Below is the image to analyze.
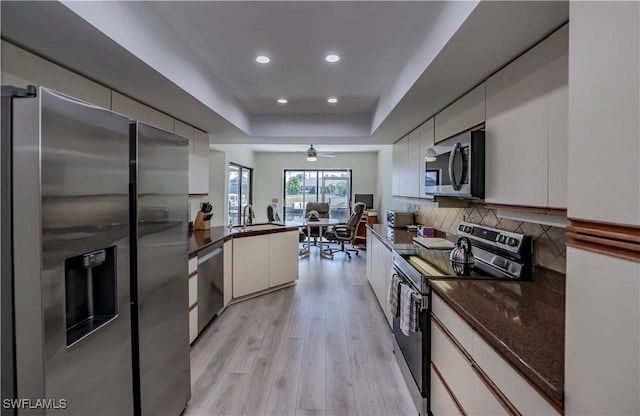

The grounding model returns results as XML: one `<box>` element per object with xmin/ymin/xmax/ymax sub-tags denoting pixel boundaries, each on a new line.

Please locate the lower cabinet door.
<box><xmin>268</xmin><ymin>231</ymin><xmax>299</xmax><ymax>287</ymax></box>
<box><xmin>431</xmin><ymin>321</ymin><xmax>507</xmax><ymax>415</ymax></box>
<box><xmin>233</xmin><ymin>235</ymin><xmax>270</xmax><ymax>298</ymax></box>
<box><xmin>431</xmin><ymin>363</ymin><xmax>464</xmax><ymax>416</ymax></box>
<box><xmin>189</xmin><ymin>305</ymin><xmax>198</xmax><ymax>344</ymax></box>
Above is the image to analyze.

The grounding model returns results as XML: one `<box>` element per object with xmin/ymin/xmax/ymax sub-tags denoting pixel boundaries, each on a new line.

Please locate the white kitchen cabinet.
<box><xmin>546</xmin><ymin>25</ymin><xmax>569</xmax><ymax>209</ymax></box>
<box><xmin>191</xmin><ymin>129</ymin><xmax>210</xmax><ymax>195</ymax></box>
<box><xmin>1</xmin><ymin>40</ymin><xmax>112</xmax><ymax>109</ymax></box>
<box><xmin>485</xmin><ymin>25</ymin><xmax>568</xmax><ymax>209</ymax></box>
<box><xmin>232</xmin><ymin>235</ymin><xmax>270</xmax><ymax>298</ymax></box>
<box><xmin>112</xmin><ymin>91</ymin><xmax>174</xmax><ymax>131</ymax></box>
<box><xmin>392</xmin><ymin>135</ymin><xmax>408</xmax><ymax>197</ymax></box>
<box><xmin>568</xmin><ymin>2</ymin><xmax>639</xmax><ymax>225</ymax></box>
<box><xmin>434</xmin><ymin>83</ymin><xmax>485</xmax><ymax>143</ymax></box>
<box><xmin>188</xmin><ymin>273</ymin><xmax>197</xmax><ymax>308</ymax></box>
<box><xmin>367</xmin><ymin>234</ymin><xmax>393</xmax><ymax>328</ymax></box>
<box><xmin>565</xmin><ymin>247</ymin><xmax>640</xmax><ymax>415</ymax></box>
<box><xmin>268</xmin><ymin>231</ymin><xmax>299</xmax><ymax>287</ymax></box>
<box><xmin>174</xmin><ymin>121</ymin><xmax>210</xmax><ymax>195</ymax></box>
<box><xmin>223</xmin><ymin>240</ymin><xmax>232</xmax><ymax>306</ymax></box>
<box><xmin>111</xmin><ymin>91</ymin><xmax>148</xmax><ymax>122</ymax></box>
<box><xmin>431</xmin><ymin>320</ymin><xmax>507</xmax><ymax>416</ymax></box>
<box><xmin>189</xmin><ymin>305</ymin><xmax>198</xmax><ymax>344</ymax></box>
<box><xmin>472</xmin><ymin>332</ymin><xmax>559</xmax><ymax>415</ymax></box>
<box><xmin>430</xmin><ymin>363</ymin><xmax>463</xmax><ymax>416</ymax></box>
<box><xmin>146</xmin><ymin>107</ymin><xmax>174</xmax><ymax>132</ymax></box>
<box><xmin>418</xmin><ymin>118</ymin><xmax>435</xmax><ymax>198</ymax></box>
<box><xmin>432</xmin><ymin>294</ymin><xmax>473</xmax><ymax>353</ymax></box>
<box><xmin>432</xmin><ymin>291</ymin><xmax>560</xmax><ymax>415</ymax></box>
<box><xmin>405</xmin><ymin>130</ymin><xmax>421</xmax><ymax>198</ymax></box>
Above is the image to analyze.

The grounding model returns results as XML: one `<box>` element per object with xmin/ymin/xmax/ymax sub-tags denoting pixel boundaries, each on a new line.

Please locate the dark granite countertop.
<box><xmin>366</xmin><ymin>223</ymin><xmax>418</xmax><ymax>250</ymax></box>
<box><xmin>188</xmin><ymin>222</ymin><xmax>302</xmax><ymax>257</ymax></box>
<box><xmin>430</xmin><ymin>279</ymin><xmax>564</xmax><ymax>409</ymax></box>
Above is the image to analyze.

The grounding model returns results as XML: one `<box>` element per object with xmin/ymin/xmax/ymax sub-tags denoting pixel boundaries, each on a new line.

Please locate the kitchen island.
<box><xmin>187</xmin><ymin>222</ymin><xmax>302</xmax><ymax>343</ymax></box>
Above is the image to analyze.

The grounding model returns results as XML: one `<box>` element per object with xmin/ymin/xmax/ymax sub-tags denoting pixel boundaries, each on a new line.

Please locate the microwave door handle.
<box><xmin>448</xmin><ymin>142</ymin><xmax>462</xmax><ymax>190</ymax></box>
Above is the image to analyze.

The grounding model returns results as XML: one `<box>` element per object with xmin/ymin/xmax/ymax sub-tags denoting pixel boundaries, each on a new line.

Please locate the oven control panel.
<box><xmin>457</xmin><ymin>221</ymin><xmax>524</xmax><ymax>254</ymax></box>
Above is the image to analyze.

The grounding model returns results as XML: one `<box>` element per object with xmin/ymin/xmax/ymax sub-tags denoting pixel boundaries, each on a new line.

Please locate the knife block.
<box><xmin>193</xmin><ymin>211</ymin><xmax>210</xmax><ymax>230</ymax></box>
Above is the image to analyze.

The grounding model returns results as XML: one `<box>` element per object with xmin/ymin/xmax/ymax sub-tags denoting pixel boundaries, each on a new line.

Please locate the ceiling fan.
<box><xmin>305</xmin><ymin>144</ymin><xmax>334</xmax><ymax>161</ymax></box>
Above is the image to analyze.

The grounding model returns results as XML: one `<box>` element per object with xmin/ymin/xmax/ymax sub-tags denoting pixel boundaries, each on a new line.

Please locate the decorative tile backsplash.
<box><xmin>409</xmin><ymin>204</ymin><xmax>568</xmax><ymax>275</ymax></box>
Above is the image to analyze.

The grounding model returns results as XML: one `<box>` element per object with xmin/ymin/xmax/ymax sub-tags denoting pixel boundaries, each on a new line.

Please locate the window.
<box><xmin>228</xmin><ymin>163</ymin><xmax>252</xmax><ymax>226</ymax></box>
<box><xmin>283</xmin><ymin>169</ymin><xmax>352</xmax><ymax>222</ymax></box>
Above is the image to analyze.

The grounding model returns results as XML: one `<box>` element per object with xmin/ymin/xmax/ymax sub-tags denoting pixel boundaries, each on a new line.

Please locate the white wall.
<box><xmin>252</xmin><ymin>152</ymin><xmax>378</xmax><ymax>223</ymax></box>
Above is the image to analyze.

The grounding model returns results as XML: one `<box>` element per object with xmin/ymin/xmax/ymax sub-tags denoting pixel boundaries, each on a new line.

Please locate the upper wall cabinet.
<box><xmin>111</xmin><ymin>91</ymin><xmax>173</xmax><ymax>131</ymax></box>
<box><xmin>418</xmin><ymin>118</ymin><xmax>435</xmax><ymax>197</ymax></box>
<box><xmin>568</xmin><ymin>2</ymin><xmax>639</xmax><ymax>225</ymax></box>
<box><xmin>434</xmin><ymin>83</ymin><xmax>486</xmax><ymax>143</ymax></box>
<box><xmin>392</xmin><ymin>118</ymin><xmax>436</xmax><ymax>199</ymax></box>
<box><xmin>392</xmin><ymin>135</ymin><xmax>408</xmax><ymax>197</ymax></box>
<box><xmin>485</xmin><ymin>24</ymin><xmax>568</xmax><ymax>209</ymax></box>
<box><xmin>175</xmin><ymin>120</ymin><xmax>209</xmax><ymax>195</ymax></box>
<box><xmin>192</xmin><ymin>129</ymin><xmax>210</xmax><ymax>195</ymax></box>
<box><xmin>2</xmin><ymin>40</ymin><xmax>111</xmax><ymax>109</ymax></box>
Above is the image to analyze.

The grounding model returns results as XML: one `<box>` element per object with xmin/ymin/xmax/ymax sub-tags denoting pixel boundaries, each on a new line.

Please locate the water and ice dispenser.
<box><xmin>64</xmin><ymin>246</ymin><xmax>118</xmax><ymax>346</ymax></box>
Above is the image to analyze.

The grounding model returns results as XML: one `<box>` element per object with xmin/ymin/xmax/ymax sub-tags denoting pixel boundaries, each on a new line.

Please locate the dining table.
<box><xmin>297</xmin><ymin>218</ymin><xmax>339</xmax><ymax>259</ymax></box>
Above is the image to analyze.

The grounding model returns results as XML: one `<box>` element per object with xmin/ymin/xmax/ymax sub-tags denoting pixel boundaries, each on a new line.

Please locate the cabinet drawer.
<box><xmin>431</xmin><ymin>363</ymin><xmax>464</xmax><ymax>416</ymax></box>
<box><xmin>432</xmin><ymin>293</ymin><xmax>474</xmax><ymax>353</ymax></box>
<box><xmin>188</xmin><ymin>256</ymin><xmax>197</xmax><ymax>275</ymax></box>
<box><xmin>189</xmin><ymin>305</ymin><xmax>198</xmax><ymax>344</ymax></box>
<box><xmin>431</xmin><ymin>320</ymin><xmax>507</xmax><ymax>416</ymax></box>
<box><xmin>472</xmin><ymin>332</ymin><xmax>560</xmax><ymax>415</ymax></box>
<box><xmin>188</xmin><ymin>273</ymin><xmax>197</xmax><ymax>307</ymax></box>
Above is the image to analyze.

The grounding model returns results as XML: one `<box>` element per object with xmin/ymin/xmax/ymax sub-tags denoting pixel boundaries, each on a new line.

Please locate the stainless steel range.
<box><xmin>391</xmin><ymin>222</ymin><xmax>532</xmax><ymax>416</ymax></box>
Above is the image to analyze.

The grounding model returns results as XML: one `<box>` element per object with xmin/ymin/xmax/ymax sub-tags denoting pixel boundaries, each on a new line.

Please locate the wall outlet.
<box><xmin>271</xmin><ymin>198</ymin><xmax>278</xmax><ymax>203</ymax></box>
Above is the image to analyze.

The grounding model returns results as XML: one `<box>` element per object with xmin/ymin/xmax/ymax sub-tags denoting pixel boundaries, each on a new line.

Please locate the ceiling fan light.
<box><xmin>306</xmin><ymin>144</ymin><xmax>317</xmax><ymax>162</ymax></box>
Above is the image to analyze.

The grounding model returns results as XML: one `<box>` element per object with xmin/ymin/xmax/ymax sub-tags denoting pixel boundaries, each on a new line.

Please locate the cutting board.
<box><xmin>413</xmin><ymin>237</ymin><xmax>455</xmax><ymax>249</ymax></box>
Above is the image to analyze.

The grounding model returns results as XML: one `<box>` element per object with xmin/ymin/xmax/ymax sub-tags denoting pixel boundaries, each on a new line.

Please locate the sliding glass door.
<box><xmin>283</xmin><ymin>169</ymin><xmax>352</xmax><ymax>222</ymax></box>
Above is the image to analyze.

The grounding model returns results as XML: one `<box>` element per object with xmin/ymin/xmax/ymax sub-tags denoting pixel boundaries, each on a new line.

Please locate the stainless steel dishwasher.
<box><xmin>197</xmin><ymin>241</ymin><xmax>224</xmax><ymax>332</ymax></box>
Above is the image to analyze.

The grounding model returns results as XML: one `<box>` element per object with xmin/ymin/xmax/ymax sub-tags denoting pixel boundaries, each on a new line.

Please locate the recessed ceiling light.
<box><xmin>327</xmin><ymin>97</ymin><xmax>338</xmax><ymax>104</ymax></box>
<box><xmin>256</xmin><ymin>55</ymin><xmax>270</xmax><ymax>64</ymax></box>
<box><xmin>277</xmin><ymin>98</ymin><xmax>288</xmax><ymax>104</ymax></box>
<box><xmin>325</xmin><ymin>54</ymin><xmax>340</xmax><ymax>63</ymax></box>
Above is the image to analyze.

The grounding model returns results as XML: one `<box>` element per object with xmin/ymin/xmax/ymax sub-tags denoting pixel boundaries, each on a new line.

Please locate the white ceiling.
<box><xmin>1</xmin><ymin>1</ymin><xmax>568</xmax><ymax>150</ymax></box>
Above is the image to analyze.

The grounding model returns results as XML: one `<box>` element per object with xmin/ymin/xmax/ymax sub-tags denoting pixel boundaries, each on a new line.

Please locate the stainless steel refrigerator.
<box><xmin>1</xmin><ymin>86</ymin><xmax>190</xmax><ymax>415</ymax></box>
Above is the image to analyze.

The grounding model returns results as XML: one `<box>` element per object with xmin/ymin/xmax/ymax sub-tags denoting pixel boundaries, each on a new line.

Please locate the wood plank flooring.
<box><xmin>186</xmin><ymin>250</ymin><xmax>417</xmax><ymax>416</ymax></box>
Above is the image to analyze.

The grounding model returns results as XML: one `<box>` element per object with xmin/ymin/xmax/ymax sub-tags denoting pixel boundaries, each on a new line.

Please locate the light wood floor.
<box><xmin>185</xmin><ymin>248</ymin><xmax>418</xmax><ymax>416</ymax></box>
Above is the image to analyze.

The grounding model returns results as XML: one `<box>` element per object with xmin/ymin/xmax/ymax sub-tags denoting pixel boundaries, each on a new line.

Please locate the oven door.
<box><xmin>392</xmin><ymin>268</ymin><xmax>431</xmax><ymax>415</ymax></box>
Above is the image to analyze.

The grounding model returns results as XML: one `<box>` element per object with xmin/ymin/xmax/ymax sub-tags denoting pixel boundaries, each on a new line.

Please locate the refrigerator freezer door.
<box><xmin>12</xmin><ymin>87</ymin><xmax>133</xmax><ymax>415</ymax></box>
<box><xmin>132</xmin><ymin>122</ymin><xmax>190</xmax><ymax>416</ymax></box>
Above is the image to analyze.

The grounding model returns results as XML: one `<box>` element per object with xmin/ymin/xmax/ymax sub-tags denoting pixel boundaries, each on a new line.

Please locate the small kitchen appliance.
<box><xmin>387</xmin><ymin>210</ymin><xmax>414</xmax><ymax>228</ymax></box>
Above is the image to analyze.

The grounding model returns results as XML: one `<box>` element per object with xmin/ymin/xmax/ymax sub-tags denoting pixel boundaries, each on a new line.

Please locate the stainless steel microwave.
<box><xmin>424</xmin><ymin>130</ymin><xmax>485</xmax><ymax>199</ymax></box>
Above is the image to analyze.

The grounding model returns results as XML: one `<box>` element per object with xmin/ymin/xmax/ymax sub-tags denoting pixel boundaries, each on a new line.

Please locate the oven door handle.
<box><xmin>411</xmin><ymin>292</ymin><xmax>428</xmax><ymax>311</ymax></box>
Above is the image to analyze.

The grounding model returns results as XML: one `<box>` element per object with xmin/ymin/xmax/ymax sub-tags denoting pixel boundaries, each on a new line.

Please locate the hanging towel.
<box><xmin>399</xmin><ymin>283</ymin><xmax>414</xmax><ymax>336</ymax></box>
<box><xmin>388</xmin><ymin>270</ymin><xmax>401</xmax><ymax>318</ymax></box>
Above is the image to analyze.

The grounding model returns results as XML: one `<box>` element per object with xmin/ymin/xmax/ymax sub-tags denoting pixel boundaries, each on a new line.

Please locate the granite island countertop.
<box><xmin>188</xmin><ymin>222</ymin><xmax>302</xmax><ymax>257</ymax></box>
<box><xmin>430</xmin><ymin>279</ymin><xmax>565</xmax><ymax>410</ymax></box>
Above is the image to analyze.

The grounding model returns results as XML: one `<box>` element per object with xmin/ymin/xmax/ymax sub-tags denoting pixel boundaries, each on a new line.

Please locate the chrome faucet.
<box><xmin>242</xmin><ymin>204</ymin><xmax>255</xmax><ymax>229</ymax></box>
